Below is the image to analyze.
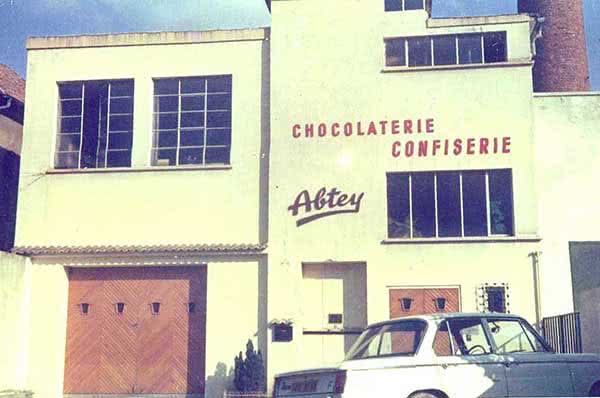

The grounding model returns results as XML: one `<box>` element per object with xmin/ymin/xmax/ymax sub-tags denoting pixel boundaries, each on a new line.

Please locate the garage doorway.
<box><xmin>63</xmin><ymin>266</ymin><xmax>206</xmax><ymax>395</ymax></box>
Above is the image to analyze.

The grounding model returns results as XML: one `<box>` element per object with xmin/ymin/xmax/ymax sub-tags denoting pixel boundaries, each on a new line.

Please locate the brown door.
<box><xmin>389</xmin><ymin>287</ymin><xmax>460</xmax><ymax>319</ymax></box>
<box><xmin>64</xmin><ymin>267</ymin><xmax>206</xmax><ymax>395</ymax></box>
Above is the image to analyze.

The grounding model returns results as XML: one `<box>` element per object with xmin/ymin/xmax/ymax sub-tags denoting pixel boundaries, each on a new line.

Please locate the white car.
<box><xmin>273</xmin><ymin>313</ymin><xmax>600</xmax><ymax>397</ymax></box>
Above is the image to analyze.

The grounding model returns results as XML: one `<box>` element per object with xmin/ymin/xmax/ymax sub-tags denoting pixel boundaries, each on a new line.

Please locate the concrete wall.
<box><xmin>0</xmin><ymin>252</ymin><xmax>30</xmax><ymax>391</ymax></box>
<box><xmin>533</xmin><ymin>93</ymin><xmax>600</xmax><ymax>344</ymax></box>
<box><xmin>268</xmin><ymin>0</ymin><xmax>540</xmax><ymax>381</ymax></box>
<box><xmin>16</xmin><ymin>30</ymin><xmax>268</xmax><ymax>248</ymax></box>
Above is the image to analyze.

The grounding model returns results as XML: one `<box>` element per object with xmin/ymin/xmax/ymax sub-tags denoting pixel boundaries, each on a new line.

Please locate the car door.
<box><xmin>434</xmin><ymin>319</ymin><xmax>508</xmax><ymax>398</ymax></box>
<box><xmin>485</xmin><ymin>317</ymin><xmax>575</xmax><ymax>397</ymax></box>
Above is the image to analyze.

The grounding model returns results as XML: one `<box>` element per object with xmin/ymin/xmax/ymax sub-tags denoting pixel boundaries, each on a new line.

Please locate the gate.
<box><xmin>542</xmin><ymin>312</ymin><xmax>582</xmax><ymax>353</ymax></box>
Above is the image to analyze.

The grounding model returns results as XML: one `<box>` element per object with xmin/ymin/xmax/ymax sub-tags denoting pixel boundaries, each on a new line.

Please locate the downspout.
<box><xmin>0</xmin><ymin>88</ymin><xmax>13</xmax><ymax>110</ymax></box>
<box><xmin>529</xmin><ymin>251</ymin><xmax>543</xmax><ymax>330</ymax></box>
<box><xmin>530</xmin><ymin>16</ymin><xmax>545</xmax><ymax>62</ymax></box>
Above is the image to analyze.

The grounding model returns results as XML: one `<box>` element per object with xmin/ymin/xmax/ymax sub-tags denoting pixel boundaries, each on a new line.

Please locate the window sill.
<box><xmin>303</xmin><ymin>328</ymin><xmax>364</xmax><ymax>335</ymax></box>
<box><xmin>381</xmin><ymin>235</ymin><xmax>541</xmax><ymax>244</ymax></box>
<box><xmin>381</xmin><ymin>60</ymin><xmax>533</xmax><ymax>73</ymax></box>
<box><xmin>46</xmin><ymin>164</ymin><xmax>232</xmax><ymax>174</ymax></box>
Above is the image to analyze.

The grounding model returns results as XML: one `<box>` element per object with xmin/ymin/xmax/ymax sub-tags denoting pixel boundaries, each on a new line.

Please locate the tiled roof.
<box><xmin>12</xmin><ymin>243</ymin><xmax>267</xmax><ymax>256</ymax></box>
<box><xmin>0</xmin><ymin>64</ymin><xmax>25</xmax><ymax>102</ymax></box>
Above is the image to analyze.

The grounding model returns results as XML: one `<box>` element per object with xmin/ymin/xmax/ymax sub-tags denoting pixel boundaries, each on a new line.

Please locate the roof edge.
<box><xmin>12</xmin><ymin>243</ymin><xmax>267</xmax><ymax>256</ymax></box>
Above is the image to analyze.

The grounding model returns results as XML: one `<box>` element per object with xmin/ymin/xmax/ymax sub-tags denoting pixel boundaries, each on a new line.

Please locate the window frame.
<box><xmin>384</xmin><ymin>32</ymin><xmax>507</xmax><ymax>69</ymax></box>
<box><xmin>386</xmin><ymin>169</ymin><xmax>515</xmax><ymax>240</ymax></box>
<box><xmin>151</xmin><ymin>75</ymin><xmax>232</xmax><ymax>167</ymax></box>
<box><xmin>384</xmin><ymin>0</ymin><xmax>424</xmax><ymax>12</ymax></box>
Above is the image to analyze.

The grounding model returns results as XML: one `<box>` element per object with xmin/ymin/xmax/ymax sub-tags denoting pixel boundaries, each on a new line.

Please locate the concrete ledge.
<box><xmin>382</xmin><ymin>235</ymin><xmax>541</xmax><ymax>244</ymax></box>
<box><xmin>27</xmin><ymin>28</ymin><xmax>269</xmax><ymax>50</ymax></box>
<box><xmin>428</xmin><ymin>13</ymin><xmax>531</xmax><ymax>28</ymax></box>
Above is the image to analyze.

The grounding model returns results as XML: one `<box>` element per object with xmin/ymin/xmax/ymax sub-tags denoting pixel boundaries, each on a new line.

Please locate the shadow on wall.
<box><xmin>205</xmin><ymin>362</ymin><xmax>234</xmax><ymax>398</ymax></box>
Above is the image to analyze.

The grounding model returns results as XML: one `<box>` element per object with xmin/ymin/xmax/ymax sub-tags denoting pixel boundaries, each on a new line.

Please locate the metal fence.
<box><xmin>542</xmin><ymin>312</ymin><xmax>583</xmax><ymax>353</ymax></box>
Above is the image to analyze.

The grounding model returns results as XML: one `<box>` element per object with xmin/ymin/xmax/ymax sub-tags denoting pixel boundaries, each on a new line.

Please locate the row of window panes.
<box><xmin>386</xmin><ymin>169</ymin><xmax>514</xmax><ymax>239</ymax></box>
<box><xmin>385</xmin><ymin>32</ymin><xmax>507</xmax><ymax>67</ymax></box>
<box><xmin>384</xmin><ymin>0</ymin><xmax>424</xmax><ymax>11</ymax></box>
<box><xmin>55</xmin><ymin>76</ymin><xmax>232</xmax><ymax>169</ymax></box>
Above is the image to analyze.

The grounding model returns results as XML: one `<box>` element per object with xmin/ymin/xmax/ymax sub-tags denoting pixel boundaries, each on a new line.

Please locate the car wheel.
<box><xmin>589</xmin><ymin>381</ymin><xmax>600</xmax><ymax>397</ymax></box>
<box><xmin>410</xmin><ymin>392</ymin><xmax>442</xmax><ymax>398</ymax></box>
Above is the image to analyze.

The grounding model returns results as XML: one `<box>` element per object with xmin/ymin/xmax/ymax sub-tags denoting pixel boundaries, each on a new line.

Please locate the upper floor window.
<box><xmin>385</xmin><ymin>0</ymin><xmax>424</xmax><ymax>12</ymax></box>
<box><xmin>56</xmin><ymin>80</ymin><xmax>134</xmax><ymax>169</ymax></box>
<box><xmin>385</xmin><ymin>32</ymin><xmax>507</xmax><ymax>67</ymax></box>
<box><xmin>152</xmin><ymin>75</ymin><xmax>232</xmax><ymax>166</ymax></box>
<box><xmin>386</xmin><ymin>169</ymin><xmax>514</xmax><ymax>239</ymax></box>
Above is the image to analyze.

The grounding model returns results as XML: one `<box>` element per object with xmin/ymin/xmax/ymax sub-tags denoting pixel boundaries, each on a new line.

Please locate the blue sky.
<box><xmin>0</xmin><ymin>0</ymin><xmax>598</xmax><ymax>89</ymax></box>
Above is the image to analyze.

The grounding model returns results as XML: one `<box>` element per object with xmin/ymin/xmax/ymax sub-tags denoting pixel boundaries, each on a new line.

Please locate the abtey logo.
<box><xmin>287</xmin><ymin>187</ymin><xmax>364</xmax><ymax>227</ymax></box>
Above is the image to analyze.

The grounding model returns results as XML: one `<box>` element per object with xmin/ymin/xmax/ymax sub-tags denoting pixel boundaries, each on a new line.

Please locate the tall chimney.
<box><xmin>518</xmin><ymin>0</ymin><xmax>590</xmax><ymax>92</ymax></box>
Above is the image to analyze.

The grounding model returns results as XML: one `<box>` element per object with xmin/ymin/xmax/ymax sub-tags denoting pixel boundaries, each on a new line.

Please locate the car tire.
<box><xmin>410</xmin><ymin>392</ymin><xmax>440</xmax><ymax>398</ymax></box>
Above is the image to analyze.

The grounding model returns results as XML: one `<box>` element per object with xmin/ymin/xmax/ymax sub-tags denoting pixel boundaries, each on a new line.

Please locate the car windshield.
<box><xmin>487</xmin><ymin>318</ymin><xmax>553</xmax><ymax>353</ymax></box>
<box><xmin>345</xmin><ymin>320</ymin><xmax>427</xmax><ymax>360</ymax></box>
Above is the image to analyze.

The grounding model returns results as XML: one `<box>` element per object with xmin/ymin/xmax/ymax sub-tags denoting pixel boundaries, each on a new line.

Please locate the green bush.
<box><xmin>233</xmin><ymin>339</ymin><xmax>266</xmax><ymax>393</ymax></box>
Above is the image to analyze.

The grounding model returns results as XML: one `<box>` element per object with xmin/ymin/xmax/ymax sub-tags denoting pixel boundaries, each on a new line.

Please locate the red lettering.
<box><xmin>318</xmin><ymin>123</ymin><xmax>327</xmax><ymax>137</ymax></box>
<box><xmin>417</xmin><ymin>119</ymin><xmax>422</xmax><ymax>133</ymax></box>
<box><xmin>426</xmin><ymin>118</ymin><xmax>434</xmax><ymax>133</ymax></box>
<box><xmin>357</xmin><ymin>122</ymin><xmax>365</xmax><ymax>136</ymax></box>
<box><xmin>432</xmin><ymin>139</ymin><xmax>441</xmax><ymax>155</ymax></box>
<box><xmin>418</xmin><ymin>140</ymin><xmax>428</xmax><ymax>156</ymax></box>
<box><xmin>367</xmin><ymin>121</ymin><xmax>377</xmax><ymax>135</ymax></box>
<box><xmin>444</xmin><ymin>139</ymin><xmax>449</xmax><ymax>155</ymax></box>
<box><xmin>331</xmin><ymin>123</ymin><xmax>340</xmax><ymax>137</ymax></box>
<box><xmin>404</xmin><ymin>120</ymin><xmax>412</xmax><ymax>134</ymax></box>
<box><xmin>493</xmin><ymin>137</ymin><xmax>499</xmax><ymax>153</ymax></box>
<box><xmin>392</xmin><ymin>141</ymin><xmax>402</xmax><ymax>157</ymax></box>
<box><xmin>391</xmin><ymin>120</ymin><xmax>400</xmax><ymax>134</ymax></box>
<box><xmin>502</xmin><ymin>136</ymin><xmax>511</xmax><ymax>153</ymax></box>
<box><xmin>379</xmin><ymin>120</ymin><xmax>388</xmax><ymax>135</ymax></box>
<box><xmin>344</xmin><ymin>122</ymin><xmax>353</xmax><ymax>136</ymax></box>
<box><xmin>305</xmin><ymin>124</ymin><xmax>314</xmax><ymax>138</ymax></box>
<box><xmin>405</xmin><ymin>141</ymin><xmax>414</xmax><ymax>157</ymax></box>
<box><xmin>467</xmin><ymin>138</ymin><xmax>475</xmax><ymax>155</ymax></box>
<box><xmin>479</xmin><ymin>138</ymin><xmax>489</xmax><ymax>154</ymax></box>
<box><xmin>453</xmin><ymin>139</ymin><xmax>463</xmax><ymax>155</ymax></box>
<box><xmin>292</xmin><ymin>124</ymin><xmax>301</xmax><ymax>138</ymax></box>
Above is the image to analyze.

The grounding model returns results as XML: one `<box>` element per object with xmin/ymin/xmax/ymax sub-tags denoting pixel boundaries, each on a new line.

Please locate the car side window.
<box><xmin>433</xmin><ymin>321</ymin><xmax>458</xmax><ymax>356</ymax></box>
<box><xmin>447</xmin><ymin>319</ymin><xmax>492</xmax><ymax>355</ymax></box>
<box><xmin>487</xmin><ymin>319</ymin><xmax>536</xmax><ymax>353</ymax></box>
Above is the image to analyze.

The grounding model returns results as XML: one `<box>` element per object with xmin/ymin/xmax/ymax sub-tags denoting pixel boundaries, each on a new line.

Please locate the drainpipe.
<box><xmin>530</xmin><ymin>16</ymin><xmax>545</xmax><ymax>62</ymax></box>
<box><xmin>0</xmin><ymin>88</ymin><xmax>13</xmax><ymax>110</ymax></box>
<box><xmin>529</xmin><ymin>251</ymin><xmax>543</xmax><ymax>330</ymax></box>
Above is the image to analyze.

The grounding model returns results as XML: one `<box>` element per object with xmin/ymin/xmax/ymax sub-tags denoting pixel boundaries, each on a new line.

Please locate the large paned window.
<box><xmin>152</xmin><ymin>75</ymin><xmax>232</xmax><ymax>166</ymax></box>
<box><xmin>385</xmin><ymin>32</ymin><xmax>507</xmax><ymax>67</ymax></box>
<box><xmin>385</xmin><ymin>0</ymin><xmax>424</xmax><ymax>11</ymax></box>
<box><xmin>387</xmin><ymin>169</ymin><xmax>514</xmax><ymax>239</ymax></box>
<box><xmin>56</xmin><ymin>80</ymin><xmax>134</xmax><ymax>169</ymax></box>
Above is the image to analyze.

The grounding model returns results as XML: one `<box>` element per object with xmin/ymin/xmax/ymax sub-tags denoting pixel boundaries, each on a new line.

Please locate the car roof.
<box><xmin>368</xmin><ymin>312</ymin><xmax>524</xmax><ymax>328</ymax></box>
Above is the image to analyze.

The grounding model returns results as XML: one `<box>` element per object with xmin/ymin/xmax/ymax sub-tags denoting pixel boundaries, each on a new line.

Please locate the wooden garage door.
<box><xmin>64</xmin><ymin>266</ymin><xmax>206</xmax><ymax>395</ymax></box>
<box><xmin>389</xmin><ymin>287</ymin><xmax>460</xmax><ymax>318</ymax></box>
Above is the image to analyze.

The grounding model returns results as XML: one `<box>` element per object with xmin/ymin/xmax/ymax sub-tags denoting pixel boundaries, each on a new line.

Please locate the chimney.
<box><xmin>518</xmin><ymin>0</ymin><xmax>590</xmax><ymax>92</ymax></box>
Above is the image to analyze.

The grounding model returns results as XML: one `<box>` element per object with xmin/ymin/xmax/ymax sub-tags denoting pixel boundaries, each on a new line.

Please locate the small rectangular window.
<box><xmin>411</xmin><ymin>172</ymin><xmax>435</xmax><ymax>238</ymax></box>
<box><xmin>486</xmin><ymin>287</ymin><xmax>507</xmax><ymax>313</ymax></box>
<box><xmin>387</xmin><ymin>173</ymin><xmax>410</xmax><ymax>238</ymax></box>
<box><xmin>458</xmin><ymin>34</ymin><xmax>483</xmax><ymax>64</ymax></box>
<box><xmin>385</xmin><ymin>39</ymin><xmax>406</xmax><ymax>67</ymax></box>
<box><xmin>433</xmin><ymin>36</ymin><xmax>457</xmax><ymax>66</ymax></box>
<box><xmin>404</xmin><ymin>0</ymin><xmax>424</xmax><ymax>10</ymax></box>
<box><xmin>408</xmin><ymin>37</ymin><xmax>432</xmax><ymax>67</ymax></box>
<box><xmin>384</xmin><ymin>0</ymin><xmax>402</xmax><ymax>11</ymax></box>
<box><xmin>484</xmin><ymin>32</ymin><xmax>507</xmax><ymax>63</ymax></box>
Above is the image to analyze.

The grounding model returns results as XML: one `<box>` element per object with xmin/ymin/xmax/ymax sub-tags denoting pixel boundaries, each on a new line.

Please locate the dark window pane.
<box><xmin>207</xmin><ymin>94</ymin><xmax>231</xmax><ymax>110</ymax></box>
<box><xmin>458</xmin><ymin>34</ymin><xmax>482</xmax><ymax>64</ymax></box>
<box><xmin>206</xmin><ymin>129</ymin><xmax>231</xmax><ymax>146</ymax></box>
<box><xmin>181</xmin><ymin>95</ymin><xmax>204</xmax><ymax>111</ymax></box>
<box><xmin>156</xmin><ymin>130</ymin><xmax>178</xmax><ymax>148</ymax></box>
<box><xmin>181</xmin><ymin>112</ymin><xmax>204</xmax><ymax>128</ymax></box>
<box><xmin>109</xmin><ymin>114</ymin><xmax>133</xmax><ymax>131</ymax></box>
<box><xmin>179</xmin><ymin>148</ymin><xmax>203</xmax><ymax>165</ymax></box>
<box><xmin>55</xmin><ymin>152</ymin><xmax>79</xmax><ymax>169</ymax></box>
<box><xmin>206</xmin><ymin>111</ymin><xmax>231</xmax><ymax>128</ymax></box>
<box><xmin>486</xmin><ymin>287</ymin><xmax>506</xmax><ymax>312</ymax></box>
<box><xmin>59</xmin><ymin>83</ymin><xmax>83</xmax><ymax>99</ymax></box>
<box><xmin>181</xmin><ymin>77</ymin><xmax>205</xmax><ymax>94</ymax></box>
<box><xmin>154</xmin><ymin>95</ymin><xmax>179</xmax><ymax>113</ymax></box>
<box><xmin>387</xmin><ymin>173</ymin><xmax>410</xmax><ymax>238</ymax></box>
<box><xmin>205</xmin><ymin>147</ymin><xmax>230</xmax><ymax>164</ymax></box>
<box><xmin>157</xmin><ymin>113</ymin><xmax>178</xmax><ymax>129</ymax></box>
<box><xmin>110</xmin><ymin>80</ymin><xmax>134</xmax><ymax>97</ymax></box>
<box><xmin>405</xmin><ymin>0</ymin><xmax>423</xmax><ymax>10</ymax></box>
<box><xmin>154</xmin><ymin>79</ymin><xmax>179</xmax><ymax>95</ymax></box>
<box><xmin>385</xmin><ymin>0</ymin><xmax>402</xmax><ymax>11</ymax></box>
<box><xmin>484</xmin><ymin>32</ymin><xmax>506</xmax><ymax>63</ymax></box>
<box><xmin>106</xmin><ymin>150</ymin><xmax>131</xmax><ymax>167</ymax></box>
<box><xmin>408</xmin><ymin>37</ymin><xmax>432</xmax><ymax>67</ymax></box>
<box><xmin>57</xmin><ymin>134</ymin><xmax>81</xmax><ymax>152</ymax></box>
<box><xmin>386</xmin><ymin>39</ymin><xmax>406</xmax><ymax>67</ymax></box>
<box><xmin>463</xmin><ymin>171</ymin><xmax>488</xmax><ymax>236</ymax></box>
<box><xmin>108</xmin><ymin>132</ymin><xmax>132</xmax><ymax>150</ymax></box>
<box><xmin>489</xmin><ymin>169</ymin><xmax>513</xmax><ymax>235</ymax></box>
<box><xmin>437</xmin><ymin>171</ymin><xmax>462</xmax><ymax>237</ymax></box>
<box><xmin>110</xmin><ymin>97</ymin><xmax>133</xmax><ymax>114</ymax></box>
<box><xmin>412</xmin><ymin>172</ymin><xmax>435</xmax><ymax>237</ymax></box>
<box><xmin>207</xmin><ymin>76</ymin><xmax>231</xmax><ymax>93</ymax></box>
<box><xmin>60</xmin><ymin>117</ymin><xmax>82</xmax><ymax>133</ymax></box>
<box><xmin>181</xmin><ymin>129</ymin><xmax>205</xmax><ymax>147</ymax></box>
<box><xmin>61</xmin><ymin>100</ymin><xmax>82</xmax><ymax>116</ymax></box>
<box><xmin>153</xmin><ymin>149</ymin><xmax>176</xmax><ymax>166</ymax></box>
<box><xmin>433</xmin><ymin>36</ymin><xmax>457</xmax><ymax>65</ymax></box>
